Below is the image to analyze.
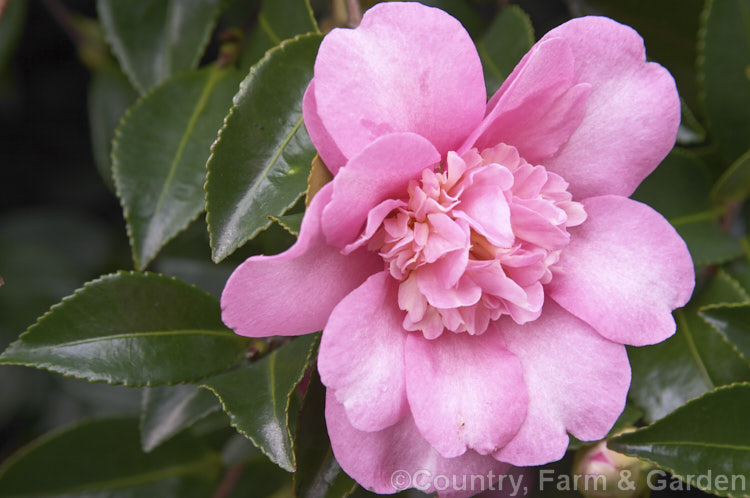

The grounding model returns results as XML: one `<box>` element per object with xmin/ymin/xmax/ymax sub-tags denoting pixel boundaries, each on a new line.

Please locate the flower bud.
<box><xmin>573</xmin><ymin>436</ymin><xmax>650</xmax><ymax>498</ymax></box>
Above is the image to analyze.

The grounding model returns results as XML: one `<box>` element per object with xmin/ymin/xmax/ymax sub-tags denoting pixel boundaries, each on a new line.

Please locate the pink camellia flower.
<box><xmin>222</xmin><ymin>2</ymin><xmax>695</xmax><ymax>495</ymax></box>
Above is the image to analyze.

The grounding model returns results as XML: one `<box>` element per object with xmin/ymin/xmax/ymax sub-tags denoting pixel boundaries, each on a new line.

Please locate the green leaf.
<box><xmin>700</xmin><ymin>304</ymin><xmax>750</xmax><ymax>365</ymax></box>
<box><xmin>113</xmin><ymin>64</ymin><xmax>242</xmax><ymax>269</ymax></box>
<box><xmin>477</xmin><ymin>5</ymin><xmax>534</xmax><ymax>96</ymax></box>
<box><xmin>628</xmin><ymin>271</ymin><xmax>750</xmax><ymax>422</ymax></box>
<box><xmin>269</xmin><ymin>212</ymin><xmax>303</xmax><ymax>237</ymax></box>
<box><xmin>609</xmin><ymin>383</ymin><xmax>750</xmax><ymax>497</ymax></box>
<box><xmin>0</xmin><ymin>272</ymin><xmax>249</xmax><ymax>386</ymax></box>
<box><xmin>0</xmin><ymin>417</ymin><xmax>220</xmax><ymax>498</ymax></box>
<box><xmin>89</xmin><ymin>64</ymin><xmax>138</xmax><ymax>191</ymax></box>
<box><xmin>201</xmin><ymin>334</ymin><xmax>319</xmax><ymax>472</ymax></box>
<box><xmin>677</xmin><ymin>98</ymin><xmax>707</xmax><ymax>146</ymax></box>
<box><xmin>699</xmin><ymin>0</ymin><xmax>750</xmax><ymax>164</ymax></box>
<box><xmin>97</xmin><ymin>0</ymin><xmax>226</xmax><ymax>93</ymax></box>
<box><xmin>206</xmin><ymin>34</ymin><xmax>322</xmax><ymax>262</ymax></box>
<box><xmin>633</xmin><ymin>149</ymin><xmax>742</xmax><ymax>265</ymax></box>
<box><xmin>0</xmin><ymin>0</ymin><xmax>26</xmax><ymax>73</ymax></box>
<box><xmin>294</xmin><ymin>371</ymin><xmax>358</xmax><ymax>498</ymax></box>
<box><xmin>711</xmin><ymin>146</ymin><xmax>750</xmax><ymax>202</ymax></box>
<box><xmin>239</xmin><ymin>0</ymin><xmax>318</xmax><ymax>70</ymax></box>
<box><xmin>140</xmin><ymin>384</ymin><xmax>221</xmax><ymax>452</ymax></box>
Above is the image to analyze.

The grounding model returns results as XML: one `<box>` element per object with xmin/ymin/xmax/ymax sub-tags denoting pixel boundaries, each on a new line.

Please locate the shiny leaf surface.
<box><xmin>113</xmin><ymin>65</ymin><xmax>241</xmax><ymax>269</ymax></box>
<box><xmin>609</xmin><ymin>383</ymin><xmax>750</xmax><ymax>497</ymax></box>
<box><xmin>700</xmin><ymin>304</ymin><xmax>750</xmax><ymax>364</ymax></box>
<box><xmin>0</xmin><ymin>272</ymin><xmax>249</xmax><ymax>386</ymax></box>
<box><xmin>201</xmin><ymin>334</ymin><xmax>319</xmax><ymax>472</ymax></box>
<box><xmin>140</xmin><ymin>384</ymin><xmax>221</xmax><ymax>452</ymax></box>
<box><xmin>206</xmin><ymin>34</ymin><xmax>322</xmax><ymax>262</ymax></box>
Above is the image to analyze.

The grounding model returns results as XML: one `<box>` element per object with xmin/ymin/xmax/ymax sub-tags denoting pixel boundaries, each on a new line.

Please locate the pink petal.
<box><xmin>319</xmin><ymin>272</ymin><xmax>408</xmax><ymax>432</ymax></box>
<box><xmin>466</xmin><ymin>37</ymin><xmax>591</xmax><ymax>164</ymax></box>
<box><xmin>313</xmin><ymin>2</ymin><xmax>485</xmax><ymax>160</ymax></box>
<box><xmin>322</xmin><ymin>132</ymin><xmax>440</xmax><ymax>248</ymax></box>
<box><xmin>547</xmin><ymin>195</ymin><xmax>694</xmax><ymax>346</ymax></box>
<box><xmin>404</xmin><ymin>330</ymin><xmax>528</xmax><ymax>458</ymax></box>
<box><xmin>302</xmin><ymin>81</ymin><xmax>348</xmax><ymax>174</ymax></box>
<box><xmin>326</xmin><ymin>392</ymin><xmax>510</xmax><ymax>496</ymax></box>
<box><xmin>493</xmin><ymin>302</ymin><xmax>630</xmax><ymax>466</ymax></box>
<box><xmin>221</xmin><ymin>183</ymin><xmax>381</xmax><ymax>337</ymax></box>
<box><xmin>539</xmin><ymin>16</ymin><xmax>680</xmax><ymax>198</ymax></box>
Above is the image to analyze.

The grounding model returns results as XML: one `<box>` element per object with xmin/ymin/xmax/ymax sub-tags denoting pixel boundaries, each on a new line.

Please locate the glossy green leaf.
<box><xmin>699</xmin><ymin>0</ymin><xmax>750</xmax><ymax>164</ymax></box>
<box><xmin>270</xmin><ymin>212</ymin><xmax>303</xmax><ymax>237</ymax></box>
<box><xmin>0</xmin><ymin>417</ymin><xmax>220</xmax><ymax>498</ymax></box>
<box><xmin>477</xmin><ymin>5</ymin><xmax>534</xmax><ymax>96</ymax></box>
<box><xmin>0</xmin><ymin>272</ymin><xmax>249</xmax><ymax>386</ymax></box>
<box><xmin>97</xmin><ymin>0</ymin><xmax>226</xmax><ymax>93</ymax></box>
<box><xmin>140</xmin><ymin>384</ymin><xmax>221</xmax><ymax>452</ymax></box>
<box><xmin>633</xmin><ymin>149</ymin><xmax>742</xmax><ymax>265</ymax></box>
<box><xmin>609</xmin><ymin>383</ymin><xmax>750</xmax><ymax>497</ymax></box>
<box><xmin>89</xmin><ymin>64</ymin><xmax>138</xmax><ymax>191</ymax></box>
<box><xmin>201</xmin><ymin>334</ymin><xmax>319</xmax><ymax>472</ymax></box>
<box><xmin>628</xmin><ymin>271</ymin><xmax>750</xmax><ymax>422</ymax></box>
<box><xmin>239</xmin><ymin>0</ymin><xmax>318</xmax><ymax>70</ymax></box>
<box><xmin>0</xmin><ymin>0</ymin><xmax>26</xmax><ymax>72</ymax></box>
<box><xmin>206</xmin><ymin>34</ymin><xmax>322</xmax><ymax>262</ymax></box>
<box><xmin>700</xmin><ymin>304</ymin><xmax>750</xmax><ymax>365</ymax></box>
<box><xmin>113</xmin><ymin>64</ymin><xmax>242</xmax><ymax>269</ymax></box>
<box><xmin>570</xmin><ymin>0</ymin><xmax>704</xmax><ymax>112</ymax></box>
<box><xmin>294</xmin><ymin>371</ymin><xmax>358</xmax><ymax>498</ymax></box>
<box><xmin>711</xmin><ymin>147</ymin><xmax>750</xmax><ymax>202</ymax></box>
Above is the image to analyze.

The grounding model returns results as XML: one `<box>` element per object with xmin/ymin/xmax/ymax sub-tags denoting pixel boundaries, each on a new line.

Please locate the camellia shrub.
<box><xmin>1</xmin><ymin>0</ymin><xmax>749</xmax><ymax>497</ymax></box>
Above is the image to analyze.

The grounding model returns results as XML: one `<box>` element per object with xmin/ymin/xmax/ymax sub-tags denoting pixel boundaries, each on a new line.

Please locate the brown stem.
<box><xmin>0</xmin><ymin>0</ymin><xmax>10</xmax><ymax>20</ymax></box>
<box><xmin>345</xmin><ymin>0</ymin><xmax>362</xmax><ymax>27</ymax></box>
<box><xmin>211</xmin><ymin>463</ymin><xmax>246</xmax><ymax>498</ymax></box>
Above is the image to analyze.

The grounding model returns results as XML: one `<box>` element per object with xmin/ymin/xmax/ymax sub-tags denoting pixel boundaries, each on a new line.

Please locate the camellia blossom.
<box><xmin>222</xmin><ymin>3</ymin><xmax>695</xmax><ymax>496</ymax></box>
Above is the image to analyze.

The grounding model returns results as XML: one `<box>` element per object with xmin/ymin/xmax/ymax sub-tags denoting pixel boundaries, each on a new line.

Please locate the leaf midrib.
<box><xmin>6</xmin><ymin>329</ymin><xmax>238</xmax><ymax>352</ymax></box>
<box><xmin>144</xmin><ymin>67</ymin><xmax>224</xmax><ymax>264</ymax></box>
<box><xmin>221</xmin><ymin>116</ymin><xmax>305</xmax><ymax>244</ymax></box>
<box><xmin>623</xmin><ymin>440</ymin><xmax>750</xmax><ymax>451</ymax></box>
<box><xmin>677</xmin><ymin>309</ymin><xmax>715</xmax><ymax>388</ymax></box>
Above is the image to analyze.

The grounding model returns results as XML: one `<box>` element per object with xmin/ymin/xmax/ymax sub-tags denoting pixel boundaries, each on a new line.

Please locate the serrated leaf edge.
<box><xmin>204</xmin><ymin>32</ymin><xmax>322</xmax><ymax>263</ymax></box>
<box><xmin>199</xmin><ymin>333</ymin><xmax>320</xmax><ymax>472</ymax></box>
<box><xmin>609</xmin><ymin>382</ymin><xmax>750</xmax><ymax>498</ymax></box>
<box><xmin>0</xmin><ymin>270</ymin><xmax>247</xmax><ymax>387</ymax></box>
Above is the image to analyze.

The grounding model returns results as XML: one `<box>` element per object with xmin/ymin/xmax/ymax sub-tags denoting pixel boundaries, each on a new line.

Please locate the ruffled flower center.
<box><xmin>349</xmin><ymin>143</ymin><xmax>586</xmax><ymax>339</ymax></box>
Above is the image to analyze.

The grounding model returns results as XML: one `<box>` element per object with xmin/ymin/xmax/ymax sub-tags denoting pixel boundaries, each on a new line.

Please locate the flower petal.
<box><xmin>221</xmin><ymin>183</ymin><xmax>381</xmax><ymax>337</ymax></box>
<box><xmin>466</xmin><ymin>37</ymin><xmax>591</xmax><ymax>164</ymax></box>
<box><xmin>404</xmin><ymin>330</ymin><xmax>528</xmax><ymax>458</ymax></box>
<box><xmin>319</xmin><ymin>271</ymin><xmax>408</xmax><ymax>432</ymax></box>
<box><xmin>539</xmin><ymin>16</ymin><xmax>680</xmax><ymax>198</ymax></box>
<box><xmin>493</xmin><ymin>301</ymin><xmax>630</xmax><ymax>466</ymax></box>
<box><xmin>326</xmin><ymin>392</ymin><xmax>510</xmax><ymax>496</ymax></box>
<box><xmin>313</xmin><ymin>2</ymin><xmax>485</xmax><ymax>160</ymax></box>
<box><xmin>302</xmin><ymin>80</ymin><xmax>348</xmax><ymax>174</ymax></box>
<box><xmin>547</xmin><ymin>195</ymin><xmax>695</xmax><ymax>346</ymax></box>
<box><xmin>322</xmin><ymin>132</ymin><xmax>440</xmax><ymax>248</ymax></box>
